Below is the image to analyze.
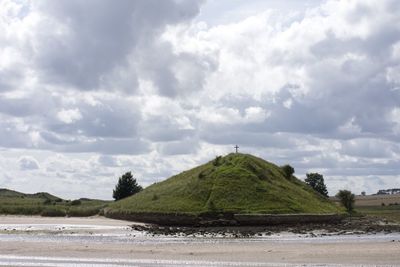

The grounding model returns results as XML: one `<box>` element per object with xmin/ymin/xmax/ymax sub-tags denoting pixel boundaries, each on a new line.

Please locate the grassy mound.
<box><xmin>108</xmin><ymin>153</ymin><xmax>339</xmax><ymax>216</ymax></box>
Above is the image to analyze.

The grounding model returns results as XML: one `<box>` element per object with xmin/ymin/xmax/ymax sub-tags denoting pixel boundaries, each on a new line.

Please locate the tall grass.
<box><xmin>0</xmin><ymin>196</ymin><xmax>109</xmax><ymax>217</ymax></box>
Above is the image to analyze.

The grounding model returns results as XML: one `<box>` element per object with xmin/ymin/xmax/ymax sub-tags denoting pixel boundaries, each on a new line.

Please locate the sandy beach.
<box><xmin>0</xmin><ymin>215</ymin><xmax>399</xmax><ymax>266</ymax></box>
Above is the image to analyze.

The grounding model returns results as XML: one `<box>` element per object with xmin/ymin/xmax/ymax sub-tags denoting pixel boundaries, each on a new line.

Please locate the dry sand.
<box><xmin>0</xmin><ymin>215</ymin><xmax>133</xmax><ymax>226</ymax></box>
<box><xmin>0</xmin><ymin>215</ymin><xmax>399</xmax><ymax>266</ymax></box>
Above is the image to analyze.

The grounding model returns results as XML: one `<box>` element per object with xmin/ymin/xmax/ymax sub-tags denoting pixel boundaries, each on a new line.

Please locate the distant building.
<box><xmin>376</xmin><ymin>188</ymin><xmax>400</xmax><ymax>195</ymax></box>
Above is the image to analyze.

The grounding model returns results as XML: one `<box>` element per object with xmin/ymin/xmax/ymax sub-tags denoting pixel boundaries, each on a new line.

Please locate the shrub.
<box><xmin>0</xmin><ymin>206</ymin><xmax>43</xmax><ymax>215</ymax></box>
<box><xmin>67</xmin><ymin>207</ymin><xmax>100</xmax><ymax>217</ymax></box>
<box><xmin>281</xmin><ymin>165</ymin><xmax>295</xmax><ymax>179</ymax></box>
<box><xmin>213</xmin><ymin>156</ymin><xmax>222</xmax><ymax>166</ymax></box>
<box><xmin>336</xmin><ymin>190</ymin><xmax>355</xmax><ymax>213</ymax></box>
<box><xmin>198</xmin><ymin>171</ymin><xmax>206</xmax><ymax>179</ymax></box>
<box><xmin>41</xmin><ymin>207</ymin><xmax>66</xmax><ymax>217</ymax></box>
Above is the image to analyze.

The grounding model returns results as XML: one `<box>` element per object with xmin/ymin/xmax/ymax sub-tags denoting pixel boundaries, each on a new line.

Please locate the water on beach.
<box><xmin>0</xmin><ymin>220</ymin><xmax>400</xmax><ymax>267</ymax></box>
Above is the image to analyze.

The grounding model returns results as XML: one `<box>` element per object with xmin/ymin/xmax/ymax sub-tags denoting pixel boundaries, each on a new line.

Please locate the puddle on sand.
<box><xmin>0</xmin><ymin>255</ymin><xmax>398</xmax><ymax>267</ymax></box>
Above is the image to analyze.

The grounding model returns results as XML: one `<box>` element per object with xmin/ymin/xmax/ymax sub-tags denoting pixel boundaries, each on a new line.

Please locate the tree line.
<box><xmin>281</xmin><ymin>165</ymin><xmax>355</xmax><ymax>213</ymax></box>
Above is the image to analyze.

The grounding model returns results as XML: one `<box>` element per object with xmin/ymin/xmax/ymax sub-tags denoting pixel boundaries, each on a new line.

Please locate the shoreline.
<box><xmin>0</xmin><ymin>215</ymin><xmax>400</xmax><ymax>266</ymax></box>
<box><xmin>104</xmin><ymin>210</ymin><xmax>344</xmax><ymax>226</ymax></box>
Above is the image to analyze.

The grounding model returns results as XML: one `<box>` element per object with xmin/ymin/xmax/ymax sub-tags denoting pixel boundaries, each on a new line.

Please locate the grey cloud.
<box><xmin>0</xmin><ymin>91</ymin><xmax>146</xmax><ymax>155</ymax></box>
<box><xmin>30</xmin><ymin>0</ymin><xmax>203</xmax><ymax>91</ymax></box>
<box><xmin>60</xmin><ymin>137</ymin><xmax>150</xmax><ymax>155</ymax></box>
<box><xmin>200</xmin><ymin>128</ymin><xmax>296</xmax><ymax>149</ymax></box>
<box><xmin>49</xmin><ymin>101</ymin><xmax>141</xmax><ymax>138</ymax></box>
<box><xmin>0</xmin><ymin>93</ymin><xmax>54</xmax><ymax>117</ymax></box>
<box><xmin>0</xmin><ymin>68</ymin><xmax>23</xmax><ymax>92</ymax></box>
<box><xmin>248</xmin><ymin>1</ymin><xmax>400</xmax><ymax>140</ymax></box>
<box><xmin>140</xmin><ymin>116</ymin><xmax>196</xmax><ymax>142</ymax></box>
<box><xmin>97</xmin><ymin>155</ymin><xmax>120</xmax><ymax>167</ymax></box>
<box><xmin>40</xmin><ymin>131</ymin><xmax>77</xmax><ymax>146</ymax></box>
<box><xmin>18</xmin><ymin>156</ymin><xmax>40</xmax><ymax>170</ymax></box>
<box><xmin>159</xmin><ymin>138</ymin><xmax>199</xmax><ymax>155</ymax></box>
<box><xmin>0</xmin><ymin>119</ymin><xmax>36</xmax><ymax>149</ymax></box>
<box><xmin>340</xmin><ymin>138</ymin><xmax>399</xmax><ymax>158</ymax></box>
<box><xmin>138</xmin><ymin>42</ymin><xmax>217</xmax><ymax>97</ymax></box>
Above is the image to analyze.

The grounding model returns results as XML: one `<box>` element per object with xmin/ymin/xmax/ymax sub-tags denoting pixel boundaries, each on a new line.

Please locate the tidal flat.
<box><xmin>0</xmin><ymin>216</ymin><xmax>399</xmax><ymax>267</ymax></box>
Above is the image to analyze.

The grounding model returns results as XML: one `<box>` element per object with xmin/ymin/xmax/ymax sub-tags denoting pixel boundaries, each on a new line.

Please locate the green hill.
<box><xmin>107</xmin><ymin>153</ymin><xmax>339</xmax><ymax>216</ymax></box>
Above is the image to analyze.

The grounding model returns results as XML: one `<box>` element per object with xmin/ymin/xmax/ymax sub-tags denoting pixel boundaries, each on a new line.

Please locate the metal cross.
<box><xmin>234</xmin><ymin>145</ymin><xmax>239</xmax><ymax>153</ymax></box>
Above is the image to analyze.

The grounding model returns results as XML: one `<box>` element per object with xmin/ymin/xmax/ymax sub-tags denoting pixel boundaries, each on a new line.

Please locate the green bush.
<box><xmin>213</xmin><ymin>156</ymin><xmax>223</xmax><ymax>166</ymax></box>
<box><xmin>41</xmin><ymin>207</ymin><xmax>66</xmax><ymax>217</ymax></box>
<box><xmin>0</xmin><ymin>206</ymin><xmax>43</xmax><ymax>215</ymax></box>
<box><xmin>67</xmin><ymin>207</ymin><xmax>100</xmax><ymax>217</ymax></box>
<box><xmin>281</xmin><ymin>165</ymin><xmax>295</xmax><ymax>179</ymax></box>
<box><xmin>336</xmin><ymin>190</ymin><xmax>355</xmax><ymax>213</ymax></box>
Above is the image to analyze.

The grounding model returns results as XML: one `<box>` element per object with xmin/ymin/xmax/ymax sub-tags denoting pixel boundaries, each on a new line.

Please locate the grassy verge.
<box><xmin>356</xmin><ymin>205</ymin><xmax>400</xmax><ymax>223</ymax></box>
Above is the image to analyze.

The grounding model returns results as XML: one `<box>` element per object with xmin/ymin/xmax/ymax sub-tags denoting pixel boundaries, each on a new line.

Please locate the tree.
<box><xmin>113</xmin><ymin>172</ymin><xmax>142</xmax><ymax>201</ymax></box>
<box><xmin>336</xmin><ymin>190</ymin><xmax>355</xmax><ymax>213</ymax></box>
<box><xmin>305</xmin><ymin>172</ymin><xmax>328</xmax><ymax>197</ymax></box>
<box><xmin>281</xmin><ymin>164</ymin><xmax>295</xmax><ymax>179</ymax></box>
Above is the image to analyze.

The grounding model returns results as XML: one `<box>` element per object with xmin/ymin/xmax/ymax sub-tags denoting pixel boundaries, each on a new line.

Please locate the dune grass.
<box><xmin>108</xmin><ymin>153</ymin><xmax>340</xmax><ymax>216</ymax></box>
<box><xmin>0</xmin><ymin>189</ymin><xmax>109</xmax><ymax>217</ymax></box>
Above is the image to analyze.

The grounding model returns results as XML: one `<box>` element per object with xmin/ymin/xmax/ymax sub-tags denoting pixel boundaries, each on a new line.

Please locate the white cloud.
<box><xmin>244</xmin><ymin>107</ymin><xmax>270</xmax><ymax>123</ymax></box>
<box><xmin>57</xmin><ymin>108</ymin><xmax>82</xmax><ymax>124</ymax></box>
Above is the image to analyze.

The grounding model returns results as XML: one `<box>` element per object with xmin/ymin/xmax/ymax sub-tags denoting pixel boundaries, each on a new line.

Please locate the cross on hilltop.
<box><xmin>234</xmin><ymin>145</ymin><xmax>239</xmax><ymax>153</ymax></box>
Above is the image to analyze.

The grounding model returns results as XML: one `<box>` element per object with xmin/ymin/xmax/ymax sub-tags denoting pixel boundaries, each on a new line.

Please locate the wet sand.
<box><xmin>0</xmin><ymin>216</ymin><xmax>399</xmax><ymax>266</ymax></box>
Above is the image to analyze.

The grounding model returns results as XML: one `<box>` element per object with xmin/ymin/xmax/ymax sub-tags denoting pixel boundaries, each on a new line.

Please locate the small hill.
<box><xmin>30</xmin><ymin>192</ymin><xmax>62</xmax><ymax>201</ymax></box>
<box><xmin>107</xmin><ymin>154</ymin><xmax>339</xmax><ymax>218</ymax></box>
<box><xmin>0</xmin><ymin>188</ymin><xmax>62</xmax><ymax>201</ymax></box>
<box><xmin>0</xmin><ymin>188</ymin><xmax>109</xmax><ymax>217</ymax></box>
<box><xmin>0</xmin><ymin>188</ymin><xmax>26</xmax><ymax>198</ymax></box>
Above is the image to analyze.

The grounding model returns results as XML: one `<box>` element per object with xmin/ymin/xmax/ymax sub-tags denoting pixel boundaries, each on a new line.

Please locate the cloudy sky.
<box><xmin>1</xmin><ymin>0</ymin><xmax>399</xmax><ymax>199</ymax></box>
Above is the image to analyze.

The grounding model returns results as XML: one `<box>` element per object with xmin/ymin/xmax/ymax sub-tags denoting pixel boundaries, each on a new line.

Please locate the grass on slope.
<box><xmin>0</xmin><ymin>189</ymin><xmax>109</xmax><ymax>217</ymax></box>
<box><xmin>109</xmin><ymin>153</ymin><xmax>339</xmax><ymax>215</ymax></box>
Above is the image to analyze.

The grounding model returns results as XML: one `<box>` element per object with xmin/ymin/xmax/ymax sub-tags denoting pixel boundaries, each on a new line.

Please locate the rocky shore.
<box><xmin>130</xmin><ymin>215</ymin><xmax>400</xmax><ymax>238</ymax></box>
